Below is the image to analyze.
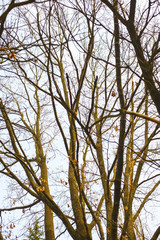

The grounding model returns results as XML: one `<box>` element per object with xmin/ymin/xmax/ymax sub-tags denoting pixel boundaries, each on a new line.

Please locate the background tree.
<box><xmin>25</xmin><ymin>219</ymin><xmax>44</xmax><ymax>240</ymax></box>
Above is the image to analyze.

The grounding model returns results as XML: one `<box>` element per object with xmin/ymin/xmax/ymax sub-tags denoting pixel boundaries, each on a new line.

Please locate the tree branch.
<box><xmin>150</xmin><ymin>226</ymin><xmax>160</xmax><ymax>240</ymax></box>
<box><xmin>122</xmin><ymin>109</ymin><xmax>160</xmax><ymax>125</ymax></box>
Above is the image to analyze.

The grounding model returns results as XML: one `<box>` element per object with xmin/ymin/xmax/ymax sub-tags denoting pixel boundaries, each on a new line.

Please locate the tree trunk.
<box><xmin>45</xmin><ymin>204</ymin><xmax>55</xmax><ymax>240</ymax></box>
<box><xmin>41</xmin><ymin>159</ymin><xmax>55</xmax><ymax>240</ymax></box>
<box><xmin>0</xmin><ymin>232</ymin><xmax>4</xmax><ymax>240</ymax></box>
<box><xmin>111</xmin><ymin>0</ymin><xmax>126</xmax><ymax>239</ymax></box>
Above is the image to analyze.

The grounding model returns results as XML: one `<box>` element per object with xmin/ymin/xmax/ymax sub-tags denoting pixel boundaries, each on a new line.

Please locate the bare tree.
<box><xmin>0</xmin><ymin>0</ymin><xmax>160</xmax><ymax>239</ymax></box>
<box><xmin>0</xmin><ymin>0</ymin><xmax>36</xmax><ymax>37</ymax></box>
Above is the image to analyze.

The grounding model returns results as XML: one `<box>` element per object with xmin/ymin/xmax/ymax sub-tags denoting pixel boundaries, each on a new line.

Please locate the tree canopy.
<box><xmin>0</xmin><ymin>0</ymin><xmax>160</xmax><ymax>240</ymax></box>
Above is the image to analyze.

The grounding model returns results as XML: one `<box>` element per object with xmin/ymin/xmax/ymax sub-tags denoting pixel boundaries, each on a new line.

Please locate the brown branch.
<box><xmin>0</xmin><ymin>200</ymin><xmax>40</xmax><ymax>212</ymax></box>
<box><xmin>150</xmin><ymin>226</ymin><xmax>160</xmax><ymax>240</ymax></box>
<box><xmin>0</xmin><ymin>0</ymin><xmax>35</xmax><ymax>37</ymax></box>
<box><xmin>122</xmin><ymin>109</ymin><xmax>160</xmax><ymax>125</ymax></box>
<box><xmin>129</xmin><ymin>0</ymin><xmax>137</xmax><ymax>22</ymax></box>
<box><xmin>133</xmin><ymin>181</ymin><xmax>160</xmax><ymax>222</ymax></box>
<box><xmin>111</xmin><ymin>1</ymin><xmax>126</xmax><ymax>238</ymax></box>
<box><xmin>86</xmin><ymin>76</ymin><xmax>98</xmax><ymax>129</ymax></box>
<box><xmin>101</xmin><ymin>0</ymin><xmax>127</xmax><ymax>24</ymax></box>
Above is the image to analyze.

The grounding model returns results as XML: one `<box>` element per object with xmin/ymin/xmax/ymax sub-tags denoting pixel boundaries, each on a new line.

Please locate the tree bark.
<box><xmin>41</xmin><ymin>159</ymin><xmax>55</xmax><ymax>240</ymax></box>
<box><xmin>126</xmin><ymin>23</ymin><xmax>160</xmax><ymax>116</ymax></box>
<box><xmin>0</xmin><ymin>232</ymin><xmax>4</xmax><ymax>240</ymax></box>
<box><xmin>111</xmin><ymin>1</ymin><xmax>126</xmax><ymax>239</ymax></box>
<box><xmin>150</xmin><ymin>226</ymin><xmax>160</xmax><ymax>240</ymax></box>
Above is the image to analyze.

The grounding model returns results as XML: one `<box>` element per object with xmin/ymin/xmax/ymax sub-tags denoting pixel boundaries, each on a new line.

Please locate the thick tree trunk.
<box><xmin>68</xmin><ymin>119</ymin><xmax>92</xmax><ymax>240</ymax></box>
<box><xmin>0</xmin><ymin>232</ymin><xmax>4</xmax><ymax>240</ymax></box>
<box><xmin>41</xmin><ymin>159</ymin><xmax>55</xmax><ymax>240</ymax></box>
<box><xmin>45</xmin><ymin>204</ymin><xmax>55</xmax><ymax>240</ymax></box>
<box><xmin>69</xmin><ymin>162</ymin><xmax>92</xmax><ymax>240</ymax></box>
<box><xmin>127</xmin><ymin>218</ymin><xmax>136</xmax><ymax>240</ymax></box>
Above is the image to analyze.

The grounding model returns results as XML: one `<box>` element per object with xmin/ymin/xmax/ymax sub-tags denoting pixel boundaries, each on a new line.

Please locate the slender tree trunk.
<box><xmin>95</xmin><ymin>124</ymin><xmax>112</xmax><ymax>240</ymax></box>
<box><xmin>111</xmin><ymin>1</ymin><xmax>126</xmax><ymax>239</ymax></box>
